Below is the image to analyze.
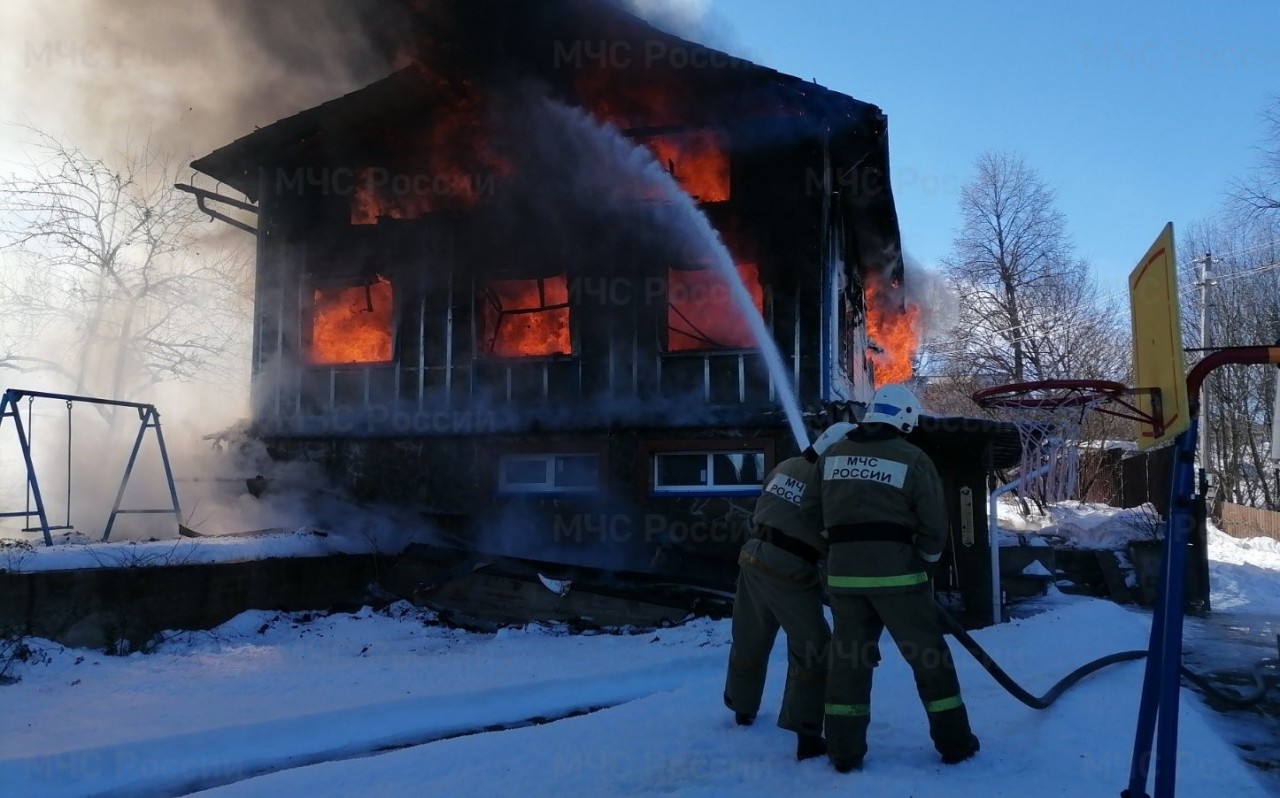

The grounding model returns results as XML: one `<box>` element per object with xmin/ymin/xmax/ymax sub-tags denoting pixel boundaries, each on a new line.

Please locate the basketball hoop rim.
<box><xmin>971</xmin><ymin>379</ymin><xmax>1130</xmax><ymax>410</ymax></box>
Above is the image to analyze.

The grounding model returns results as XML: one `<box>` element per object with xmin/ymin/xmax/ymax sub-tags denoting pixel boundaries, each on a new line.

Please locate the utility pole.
<box><xmin>1191</xmin><ymin>252</ymin><xmax>1220</xmax><ymax>472</ymax></box>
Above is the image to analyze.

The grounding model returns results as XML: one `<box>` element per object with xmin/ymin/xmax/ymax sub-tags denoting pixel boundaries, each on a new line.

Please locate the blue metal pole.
<box><xmin>1123</xmin><ymin>420</ymin><xmax>1198</xmax><ymax>798</ymax></box>
<box><xmin>1124</xmin><ymin>518</ymin><xmax>1169</xmax><ymax>797</ymax></box>
<box><xmin>1152</xmin><ymin>425</ymin><xmax>1199</xmax><ymax>797</ymax></box>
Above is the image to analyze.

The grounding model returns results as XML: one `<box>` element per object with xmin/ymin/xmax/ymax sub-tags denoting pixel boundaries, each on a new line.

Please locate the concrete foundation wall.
<box><xmin>0</xmin><ymin>556</ymin><xmax>379</xmax><ymax>650</ymax></box>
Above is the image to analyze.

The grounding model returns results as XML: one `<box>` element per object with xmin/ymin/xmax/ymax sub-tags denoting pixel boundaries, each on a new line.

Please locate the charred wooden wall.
<box><xmin>240</xmin><ymin>116</ymin><xmax>878</xmax><ymax>585</ymax></box>
<box><xmin>249</xmin><ymin>128</ymin><xmax>864</xmax><ymax>436</ymax></box>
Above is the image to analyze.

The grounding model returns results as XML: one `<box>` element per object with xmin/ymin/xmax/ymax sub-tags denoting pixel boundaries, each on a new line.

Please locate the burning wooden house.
<box><xmin>185</xmin><ymin>0</ymin><xmax>1019</xmax><ymax>624</ymax></box>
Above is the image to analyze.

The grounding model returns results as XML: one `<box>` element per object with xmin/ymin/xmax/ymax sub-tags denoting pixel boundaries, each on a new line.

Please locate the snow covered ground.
<box><xmin>1</xmin><ymin>506</ymin><xmax>1277</xmax><ymax>797</ymax></box>
<box><xmin>996</xmin><ymin>499</ymin><xmax>1165</xmax><ymax>550</ymax></box>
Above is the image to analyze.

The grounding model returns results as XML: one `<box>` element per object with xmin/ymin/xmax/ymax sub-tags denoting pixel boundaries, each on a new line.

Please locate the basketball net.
<box><xmin>997</xmin><ymin>395</ymin><xmax>1110</xmax><ymax>508</ymax></box>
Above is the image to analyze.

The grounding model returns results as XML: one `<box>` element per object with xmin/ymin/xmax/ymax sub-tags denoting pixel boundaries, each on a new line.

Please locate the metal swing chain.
<box><xmin>66</xmin><ymin>400</ymin><xmax>73</xmax><ymax>529</ymax></box>
<box><xmin>24</xmin><ymin>396</ymin><xmax>34</xmax><ymax>520</ymax></box>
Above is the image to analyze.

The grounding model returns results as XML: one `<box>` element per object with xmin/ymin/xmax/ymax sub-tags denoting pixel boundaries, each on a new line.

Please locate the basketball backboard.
<box><xmin>1129</xmin><ymin>223</ymin><xmax>1191</xmax><ymax>450</ymax></box>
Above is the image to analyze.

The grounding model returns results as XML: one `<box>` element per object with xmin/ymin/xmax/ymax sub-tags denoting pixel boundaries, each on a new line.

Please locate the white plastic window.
<box><xmin>652</xmin><ymin>451</ymin><xmax>765</xmax><ymax>495</ymax></box>
<box><xmin>497</xmin><ymin>453</ymin><xmax>600</xmax><ymax>495</ymax></box>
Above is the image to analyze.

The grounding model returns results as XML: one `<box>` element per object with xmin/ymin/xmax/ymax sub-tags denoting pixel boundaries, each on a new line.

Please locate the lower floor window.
<box><xmin>652</xmin><ymin>451</ymin><xmax>765</xmax><ymax>495</ymax></box>
<box><xmin>498</xmin><ymin>453</ymin><xmax>600</xmax><ymax>494</ymax></box>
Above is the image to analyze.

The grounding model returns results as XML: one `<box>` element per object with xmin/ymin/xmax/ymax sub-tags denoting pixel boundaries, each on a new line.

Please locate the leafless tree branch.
<box><xmin>0</xmin><ymin>126</ymin><xmax>252</xmax><ymax>418</ymax></box>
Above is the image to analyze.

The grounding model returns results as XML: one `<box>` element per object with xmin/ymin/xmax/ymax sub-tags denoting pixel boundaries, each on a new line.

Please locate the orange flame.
<box><xmin>350</xmin><ymin>73</ymin><xmax>511</xmax><ymax>225</ymax></box>
<box><xmin>309</xmin><ymin>276</ymin><xmax>395</xmax><ymax>365</ymax></box>
<box><xmin>668</xmin><ymin>262</ymin><xmax>763</xmax><ymax>351</ymax></box>
<box><xmin>864</xmin><ymin>274</ymin><xmax>920</xmax><ymax>387</ymax></box>
<box><xmin>644</xmin><ymin>131</ymin><xmax>730</xmax><ymax>203</ymax></box>
<box><xmin>350</xmin><ymin>167</ymin><xmax>439</xmax><ymax>225</ymax></box>
<box><xmin>573</xmin><ymin>67</ymin><xmax>687</xmax><ymax>132</ymax></box>
<box><xmin>481</xmin><ymin>275</ymin><xmax>572</xmax><ymax>358</ymax></box>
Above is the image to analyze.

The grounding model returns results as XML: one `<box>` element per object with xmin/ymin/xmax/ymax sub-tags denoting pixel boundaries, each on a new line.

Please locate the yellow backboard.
<box><xmin>1129</xmin><ymin>223</ymin><xmax>1190</xmax><ymax>450</ymax></box>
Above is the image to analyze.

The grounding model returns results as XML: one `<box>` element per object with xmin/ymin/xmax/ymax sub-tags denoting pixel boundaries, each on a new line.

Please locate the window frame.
<box><xmin>495</xmin><ymin>451</ymin><xmax>603</xmax><ymax>496</ymax></box>
<box><xmin>474</xmin><ymin>272</ymin><xmax>575</xmax><ymax>361</ymax></box>
<box><xmin>662</xmin><ymin>263</ymin><xmax>769</xmax><ymax>355</ymax></box>
<box><xmin>644</xmin><ymin>438</ymin><xmax>775</xmax><ymax>497</ymax></box>
<box><xmin>302</xmin><ymin>274</ymin><xmax>398</xmax><ymax>368</ymax></box>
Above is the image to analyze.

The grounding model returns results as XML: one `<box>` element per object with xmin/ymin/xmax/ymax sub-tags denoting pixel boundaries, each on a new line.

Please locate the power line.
<box><xmin>1200</xmin><ymin>237</ymin><xmax>1280</xmax><ymax>263</ymax></box>
<box><xmin>1203</xmin><ymin>258</ymin><xmax>1280</xmax><ymax>284</ymax></box>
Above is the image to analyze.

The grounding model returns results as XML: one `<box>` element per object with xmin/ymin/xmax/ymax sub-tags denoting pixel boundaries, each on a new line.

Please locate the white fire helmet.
<box><xmin>863</xmin><ymin>384</ymin><xmax>922</xmax><ymax>433</ymax></box>
<box><xmin>810</xmin><ymin>422</ymin><xmax>858</xmax><ymax>457</ymax></box>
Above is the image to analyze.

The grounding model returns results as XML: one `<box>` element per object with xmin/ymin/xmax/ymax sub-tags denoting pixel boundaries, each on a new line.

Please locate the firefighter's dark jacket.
<box><xmin>801</xmin><ymin>424</ymin><xmax>948</xmax><ymax>593</ymax></box>
<box><xmin>753</xmin><ymin>455</ymin><xmax>827</xmax><ymax>557</ymax></box>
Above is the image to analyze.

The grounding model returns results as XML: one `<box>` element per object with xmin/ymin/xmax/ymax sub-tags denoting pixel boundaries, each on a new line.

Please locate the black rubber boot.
<box><xmin>940</xmin><ymin>734</ymin><xmax>980</xmax><ymax>765</ymax></box>
<box><xmin>830</xmin><ymin>755</ymin><xmax>863</xmax><ymax>773</ymax></box>
<box><xmin>795</xmin><ymin>733</ymin><xmax>827</xmax><ymax>761</ymax></box>
<box><xmin>724</xmin><ymin>692</ymin><xmax>755</xmax><ymax>727</ymax></box>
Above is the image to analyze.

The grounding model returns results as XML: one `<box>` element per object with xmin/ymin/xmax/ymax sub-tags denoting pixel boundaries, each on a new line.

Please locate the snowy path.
<box><xmin>3</xmin><ymin>598</ymin><xmax>1274</xmax><ymax>798</ymax></box>
<box><xmin>10</xmin><ymin>666</ymin><xmax>727</xmax><ymax>798</ymax></box>
<box><xmin>9</xmin><ymin>662</ymin><xmax>720</xmax><ymax>797</ymax></box>
<box><xmin>0</xmin><ymin>607</ymin><xmax>726</xmax><ymax>797</ymax></box>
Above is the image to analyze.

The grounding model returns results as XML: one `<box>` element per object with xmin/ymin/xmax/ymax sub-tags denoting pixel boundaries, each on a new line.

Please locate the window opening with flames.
<box><xmin>480</xmin><ymin>274</ymin><xmax>573</xmax><ymax>358</ymax></box>
<box><xmin>307</xmin><ymin>275</ymin><xmax>395</xmax><ymax>366</ymax></box>
<box><xmin>666</xmin><ymin>262</ymin><xmax>764</xmax><ymax>352</ymax></box>
<box><xmin>643</xmin><ymin>130</ymin><xmax>731</xmax><ymax>204</ymax></box>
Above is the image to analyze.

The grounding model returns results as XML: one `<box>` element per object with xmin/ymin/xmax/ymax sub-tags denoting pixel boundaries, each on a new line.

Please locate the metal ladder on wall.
<box><xmin>0</xmin><ymin>388</ymin><xmax>182</xmax><ymax>546</ymax></box>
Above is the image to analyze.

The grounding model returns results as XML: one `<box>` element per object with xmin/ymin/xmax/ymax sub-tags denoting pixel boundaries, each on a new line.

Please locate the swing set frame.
<box><xmin>0</xmin><ymin>388</ymin><xmax>182</xmax><ymax>546</ymax></box>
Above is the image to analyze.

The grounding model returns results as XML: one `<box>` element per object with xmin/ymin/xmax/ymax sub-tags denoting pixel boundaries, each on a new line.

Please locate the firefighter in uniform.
<box><xmin>723</xmin><ymin>422</ymin><xmax>856</xmax><ymax>761</ymax></box>
<box><xmin>801</xmin><ymin>384</ymin><xmax>979</xmax><ymax>772</ymax></box>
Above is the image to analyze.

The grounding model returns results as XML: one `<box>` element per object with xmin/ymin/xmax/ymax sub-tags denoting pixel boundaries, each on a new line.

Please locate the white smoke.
<box><xmin>621</xmin><ymin>0</ymin><xmax>713</xmax><ymax>37</ymax></box>
<box><xmin>0</xmin><ymin>0</ymin><xmax>387</xmax><ymax>540</ymax></box>
<box><xmin>0</xmin><ymin>0</ymin><xmax>395</xmax><ymax>164</ymax></box>
<box><xmin>902</xmin><ymin>252</ymin><xmax>960</xmax><ymax>382</ymax></box>
<box><xmin>619</xmin><ymin>0</ymin><xmax>753</xmax><ymax>55</ymax></box>
<box><xmin>903</xmin><ymin>252</ymin><xmax>958</xmax><ymax>343</ymax></box>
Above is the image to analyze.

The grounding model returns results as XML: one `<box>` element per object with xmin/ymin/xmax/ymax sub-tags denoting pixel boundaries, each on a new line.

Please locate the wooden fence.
<box><xmin>1080</xmin><ymin>447</ymin><xmax>1174</xmax><ymax>518</ymax></box>
<box><xmin>1219</xmin><ymin>502</ymin><xmax>1280</xmax><ymax>541</ymax></box>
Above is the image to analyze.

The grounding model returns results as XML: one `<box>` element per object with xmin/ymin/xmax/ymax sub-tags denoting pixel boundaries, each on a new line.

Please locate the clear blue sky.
<box><xmin>706</xmin><ymin>0</ymin><xmax>1280</xmax><ymax>294</ymax></box>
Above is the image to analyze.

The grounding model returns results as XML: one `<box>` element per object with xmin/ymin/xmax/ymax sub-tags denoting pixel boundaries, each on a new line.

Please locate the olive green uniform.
<box><xmin>801</xmin><ymin>425</ymin><xmax>975</xmax><ymax>767</ymax></box>
<box><xmin>723</xmin><ymin>456</ymin><xmax>830</xmax><ymax>736</ymax></box>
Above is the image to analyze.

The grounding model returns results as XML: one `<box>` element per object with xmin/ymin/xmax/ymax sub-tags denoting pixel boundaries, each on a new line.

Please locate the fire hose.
<box><xmin>934</xmin><ymin>603</ymin><xmax>1278</xmax><ymax>711</ymax></box>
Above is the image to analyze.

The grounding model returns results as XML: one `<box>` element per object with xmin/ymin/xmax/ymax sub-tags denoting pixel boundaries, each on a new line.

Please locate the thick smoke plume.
<box><xmin>1</xmin><ymin>1</ymin><xmax>407</xmax><ymax>162</ymax></box>
<box><xmin>0</xmin><ymin>0</ymin><xmax>752</xmax><ymax>199</ymax></box>
<box><xmin>1</xmin><ymin>1</ymin><xmax>724</xmax><ymax>163</ymax></box>
<box><xmin>1</xmin><ymin>1</ymin><xmax>410</xmax><ymax>539</ymax></box>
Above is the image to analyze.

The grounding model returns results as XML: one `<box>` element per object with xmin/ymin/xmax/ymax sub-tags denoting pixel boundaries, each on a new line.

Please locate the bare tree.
<box><xmin>926</xmin><ymin>151</ymin><xmax>1127</xmax><ymax>392</ymax></box>
<box><xmin>1180</xmin><ymin>217</ymin><xmax>1280</xmax><ymax>510</ymax></box>
<box><xmin>918</xmin><ymin>152</ymin><xmax>1130</xmax><ymax>513</ymax></box>
<box><xmin>1232</xmin><ymin>97</ymin><xmax>1280</xmax><ymax>220</ymax></box>
<box><xmin>0</xmin><ymin>127</ymin><xmax>251</xmax><ymax>419</ymax></box>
